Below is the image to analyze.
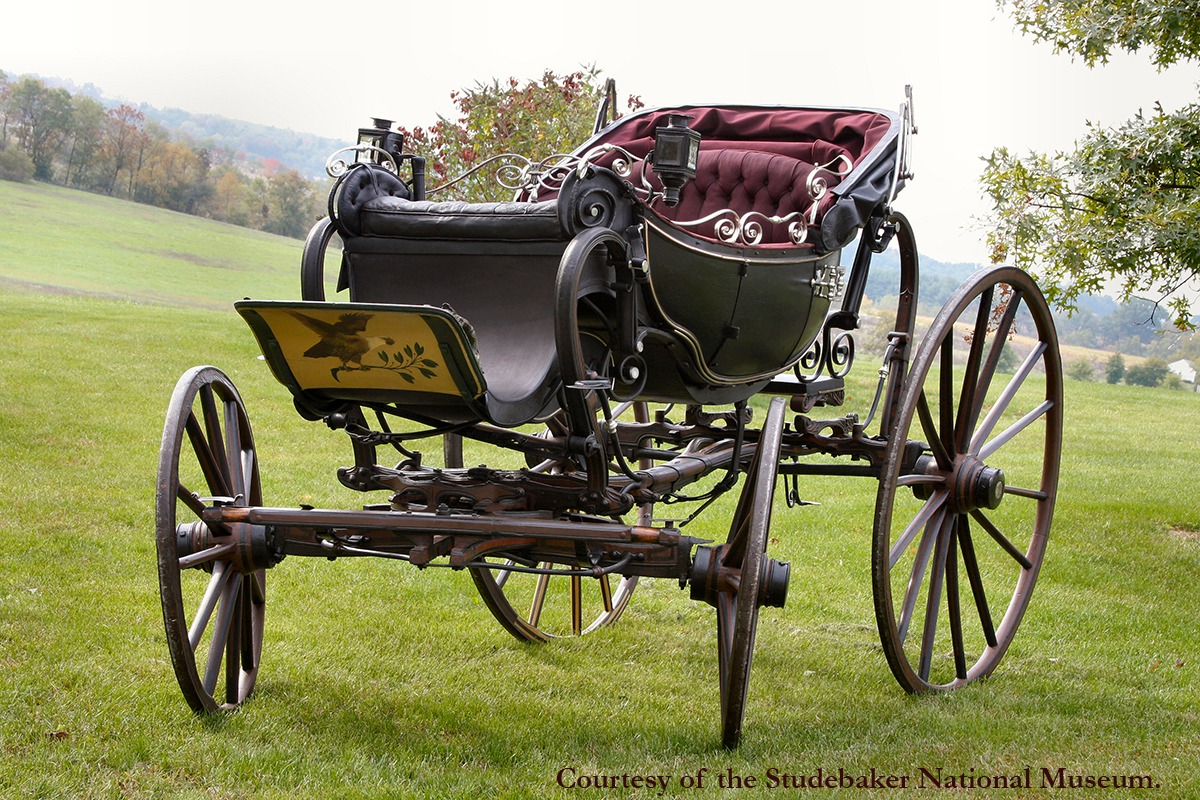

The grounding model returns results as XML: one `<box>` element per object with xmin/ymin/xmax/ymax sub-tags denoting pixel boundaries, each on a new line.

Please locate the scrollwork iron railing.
<box><xmin>323</xmin><ymin>142</ymin><xmax>855</xmax><ymax>248</ymax></box>
<box><xmin>325</xmin><ymin>144</ymin><xmax>401</xmax><ymax>178</ymax></box>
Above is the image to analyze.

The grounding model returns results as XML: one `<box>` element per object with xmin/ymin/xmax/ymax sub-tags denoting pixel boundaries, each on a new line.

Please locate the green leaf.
<box><xmin>399</xmin><ymin>371</ymin><xmax>415</xmax><ymax>384</ymax></box>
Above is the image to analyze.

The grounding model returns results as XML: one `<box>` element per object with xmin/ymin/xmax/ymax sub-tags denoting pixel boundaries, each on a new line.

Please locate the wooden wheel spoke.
<box><xmin>239</xmin><ymin>576</ymin><xmax>257</xmax><ymax>672</ymax></box>
<box><xmin>970</xmin><ymin>341</ymin><xmax>1047</xmax><ymax>454</ymax></box>
<box><xmin>1004</xmin><ymin>485</ymin><xmax>1048</xmax><ymax>501</ymax></box>
<box><xmin>945</xmin><ymin>519</ymin><xmax>968</xmax><ymax>680</ymax></box>
<box><xmin>570</xmin><ymin>575</ymin><xmax>583</xmax><ymax>636</ymax></box>
<box><xmin>898</xmin><ymin>506</ymin><xmax>945</xmax><ymax>643</ymax></box>
<box><xmin>918</xmin><ymin>516</ymin><xmax>954</xmax><ymax>681</ymax></box>
<box><xmin>938</xmin><ymin>337</ymin><xmax>955</xmax><ymax>458</ymax></box>
<box><xmin>184</xmin><ymin>412</ymin><xmax>233</xmax><ymax>500</ymax></box>
<box><xmin>723</xmin><ymin>465</ymin><xmax>757</xmax><ymax>564</ymax></box>
<box><xmin>527</xmin><ymin>568</ymin><xmax>551</xmax><ymax>627</ymax></box>
<box><xmin>716</xmin><ymin>592</ymin><xmax>735</xmax><ymax>701</ymax></box>
<box><xmin>978</xmin><ymin>400</ymin><xmax>1054</xmax><ymax>461</ymax></box>
<box><xmin>955</xmin><ymin>288</ymin><xmax>994</xmax><ymax>451</ymax></box>
<box><xmin>969</xmin><ymin>509</ymin><xmax>1033</xmax><ymax>571</ymax></box>
<box><xmin>958</xmin><ymin>519</ymin><xmax>997</xmax><ymax>648</ymax></box>
<box><xmin>198</xmin><ymin>385</ymin><xmax>229</xmax><ymax>487</ymax></box>
<box><xmin>178</xmin><ymin>542</ymin><xmax>236</xmax><ymax>570</ymax></box>
<box><xmin>177</xmin><ymin>481</ymin><xmax>209</xmax><ymax>517</ymax></box>
<box><xmin>969</xmin><ymin>290</ymin><xmax>1023</xmax><ymax>431</ymax></box>
<box><xmin>890</xmin><ymin>490</ymin><xmax>948</xmax><ymax>569</ymax></box>
<box><xmin>916</xmin><ymin>391</ymin><xmax>953</xmax><ymax>469</ymax></box>
<box><xmin>240</xmin><ymin>445</ymin><xmax>257</xmax><ymax>506</ymax></box>
<box><xmin>225</xmin><ymin>584</ymin><xmax>244</xmax><ymax>705</ymax></box>
<box><xmin>202</xmin><ymin>573</ymin><xmax>241</xmax><ymax>696</ymax></box>
<box><xmin>224</xmin><ymin>402</ymin><xmax>246</xmax><ymax>501</ymax></box>
<box><xmin>188</xmin><ymin>561</ymin><xmax>232</xmax><ymax>650</ymax></box>
<box><xmin>249</xmin><ymin>570</ymin><xmax>266</xmax><ymax>606</ymax></box>
<box><xmin>599</xmin><ymin>574</ymin><xmax>614</xmax><ymax>614</ymax></box>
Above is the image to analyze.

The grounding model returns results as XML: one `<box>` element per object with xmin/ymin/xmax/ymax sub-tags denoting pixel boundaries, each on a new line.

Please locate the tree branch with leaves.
<box><xmin>983</xmin><ymin>0</ymin><xmax>1200</xmax><ymax>329</ymax></box>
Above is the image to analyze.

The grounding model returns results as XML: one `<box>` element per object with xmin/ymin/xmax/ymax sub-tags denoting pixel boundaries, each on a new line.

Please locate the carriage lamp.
<box><xmin>651</xmin><ymin>114</ymin><xmax>701</xmax><ymax>206</ymax></box>
<box><xmin>356</xmin><ymin>118</ymin><xmax>405</xmax><ymax>166</ymax></box>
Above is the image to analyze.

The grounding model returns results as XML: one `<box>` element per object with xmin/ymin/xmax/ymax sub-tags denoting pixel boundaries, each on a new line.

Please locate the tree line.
<box><xmin>0</xmin><ymin>71</ymin><xmax>327</xmax><ymax>239</ymax></box>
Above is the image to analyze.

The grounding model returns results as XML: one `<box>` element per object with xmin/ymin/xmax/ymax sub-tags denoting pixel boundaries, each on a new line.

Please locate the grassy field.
<box><xmin>1</xmin><ymin>181</ymin><xmax>1197</xmax><ymax>798</ymax></box>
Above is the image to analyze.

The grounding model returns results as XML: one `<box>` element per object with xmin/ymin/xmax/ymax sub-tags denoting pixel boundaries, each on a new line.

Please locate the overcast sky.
<box><xmin>3</xmin><ymin>0</ymin><xmax>1198</xmax><ymax>264</ymax></box>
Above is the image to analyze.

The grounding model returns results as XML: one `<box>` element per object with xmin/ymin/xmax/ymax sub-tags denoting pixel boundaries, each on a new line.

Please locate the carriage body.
<box><xmin>156</xmin><ymin>90</ymin><xmax>1063</xmax><ymax>749</ymax></box>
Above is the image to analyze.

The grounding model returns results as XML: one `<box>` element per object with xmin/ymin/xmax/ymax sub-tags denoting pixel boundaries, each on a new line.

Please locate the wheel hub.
<box><xmin>176</xmin><ymin>519</ymin><xmax>280</xmax><ymax>572</ymax></box>
<box><xmin>958</xmin><ymin>458</ymin><xmax>1005</xmax><ymax>512</ymax></box>
<box><xmin>689</xmin><ymin>545</ymin><xmax>790</xmax><ymax>609</ymax></box>
<box><xmin>910</xmin><ymin>453</ymin><xmax>1005</xmax><ymax>513</ymax></box>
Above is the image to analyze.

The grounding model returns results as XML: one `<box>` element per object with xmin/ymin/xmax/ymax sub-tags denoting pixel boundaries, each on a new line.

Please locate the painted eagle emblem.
<box><xmin>287</xmin><ymin>310</ymin><xmax>440</xmax><ymax>383</ymax></box>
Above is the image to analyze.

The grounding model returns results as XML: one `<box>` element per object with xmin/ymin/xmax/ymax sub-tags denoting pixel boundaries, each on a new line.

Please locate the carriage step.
<box><xmin>763</xmin><ymin>373</ymin><xmax>845</xmax><ymax>412</ymax></box>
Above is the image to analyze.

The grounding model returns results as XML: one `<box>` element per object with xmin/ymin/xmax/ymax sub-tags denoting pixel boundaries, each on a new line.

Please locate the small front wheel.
<box><xmin>691</xmin><ymin>397</ymin><xmax>790</xmax><ymax>749</ymax></box>
<box><xmin>156</xmin><ymin>366</ymin><xmax>268</xmax><ymax>712</ymax></box>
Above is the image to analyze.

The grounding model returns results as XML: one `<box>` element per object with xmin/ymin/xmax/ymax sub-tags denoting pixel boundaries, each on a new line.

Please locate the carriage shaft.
<box><xmin>205</xmin><ymin>505</ymin><xmax>698</xmax><ymax>579</ymax></box>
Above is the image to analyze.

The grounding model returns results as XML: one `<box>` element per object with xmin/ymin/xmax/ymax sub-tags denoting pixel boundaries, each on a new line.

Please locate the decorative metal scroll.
<box><xmin>642</xmin><ymin>154</ymin><xmax>853</xmax><ymax>247</ymax></box>
<box><xmin>796</xmin><ymin>313</ymin><xmax>856</xmax><ymax>383</ymax></box>
<box><xmin>406</xmin><ymin>143</ymin><xmax>644</xmax><ymax>202</ymax></box>
<box><xmin>325</xmin><ymin>145</ymin><xmax>400</xmax><ymax>178</ymax></box>
<box><xmin>423</xmin><ymin>153</ymin><xmax>577</xmax><ymax>199</ymax></box>
<box><xmin>324</xmin><ymin>140</ymin><xmax>856</xmax><ymax>248</ymax></box>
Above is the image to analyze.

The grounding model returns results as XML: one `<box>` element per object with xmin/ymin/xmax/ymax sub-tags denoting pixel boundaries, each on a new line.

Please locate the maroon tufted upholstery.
<box><xmin>654</xmin><ymin>148</ymin><xmax>841</xmax><ymax>245</ymax></box>
<box><xmin>579</xmin><ymin>105</ymin><xmax>894</xmax><ymax>247</ymax></box>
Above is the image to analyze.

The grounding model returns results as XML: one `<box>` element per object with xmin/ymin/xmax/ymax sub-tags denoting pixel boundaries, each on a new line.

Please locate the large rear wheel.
<box><xmin>872</xmin><ymin>267</ymin><xmax>1062</xmax><ymax>692</ymax></box>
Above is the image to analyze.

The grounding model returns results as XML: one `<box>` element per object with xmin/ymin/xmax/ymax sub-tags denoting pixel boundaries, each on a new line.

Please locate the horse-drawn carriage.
<box><xmin>156</xmin><ymin>86</ymin><xmax>1062</xmax><ymax>748</ymax></box>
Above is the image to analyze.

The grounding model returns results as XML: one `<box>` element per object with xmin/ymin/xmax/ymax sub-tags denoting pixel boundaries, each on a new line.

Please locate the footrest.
<box><xmin>236</xmin><ymin>300</ymin><xmax>488</xmax><ymax>415</ymax></box>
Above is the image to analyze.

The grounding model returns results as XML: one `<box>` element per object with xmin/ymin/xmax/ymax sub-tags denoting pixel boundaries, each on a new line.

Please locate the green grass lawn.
<box><xmin>0</xmin><ymin>183</ymin><xmax>1197</xmax><ymax>798</ymax></box>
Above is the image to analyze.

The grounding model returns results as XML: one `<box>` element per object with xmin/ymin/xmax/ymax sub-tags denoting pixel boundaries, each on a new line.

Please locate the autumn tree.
<box><xmin>0</xmin><ymin>70</ymin><xmax>10</xmax><ymax>148</ymax></box>
<box><xmin>982</xmin><ymin>0</ymin><xmax>1200</xmax><ymax>330</ymax></box>
<box><xmin>63</xmin><ymin>94</ymin><xmax>107</xmax><ymax>188</ymax></box>
<box><xmin>5</xmin><ymin>76</ymin><xmax>73</xmax><ymax>179</ymax></box>
<box><xmin>263</xmin><ymin>168</ymin><xmax>319</xmax><ymax>238</ymax></box>
<box><xmin>99</xmin><ymin>104</ymin><xmax>146</xmax><ymax>196</ymax></box>
<box><xmin>401</xmin><ymin>68</ymin><xmax>641</xmax><ymax>202</ymax></box>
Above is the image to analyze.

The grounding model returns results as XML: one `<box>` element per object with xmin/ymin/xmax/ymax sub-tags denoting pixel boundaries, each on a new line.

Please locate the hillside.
<box><xmin>0</xmin><ymin>180</ymin><xmax>308</xmax><ymax>309</ymax></box>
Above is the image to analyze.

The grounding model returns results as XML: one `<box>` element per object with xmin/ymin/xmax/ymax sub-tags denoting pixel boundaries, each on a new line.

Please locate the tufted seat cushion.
<box><xmin>354</xmin><ymin>198</ymin><xmax>563</xmax><ymax>241</ymax></box>
<box><xmin>330</xmin><ymin>163</ymin><xmax>565</xmax><ymax>242</ymax></box>
<box><xmin>652</xmin><ymin>149</ymin><xmax>842</xmax><ymax>245</ymax></box>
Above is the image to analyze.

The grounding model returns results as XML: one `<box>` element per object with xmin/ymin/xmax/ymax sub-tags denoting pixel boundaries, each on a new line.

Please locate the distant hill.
<box><xmin>25</xmin><ymin>72</ymin><xmax>346</xmax><ymax>178</ymax></box>
<box><xmin>142</xmin><ymin>107</ymin><xmax>346</xmax><ymax>179</ymax></box>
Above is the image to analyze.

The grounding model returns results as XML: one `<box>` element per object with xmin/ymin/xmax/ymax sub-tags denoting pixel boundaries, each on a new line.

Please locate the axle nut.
<box><xmin>759</xmin><ymin>558</ymin><xmax>790</xmax><ymax>609</ymax></box>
